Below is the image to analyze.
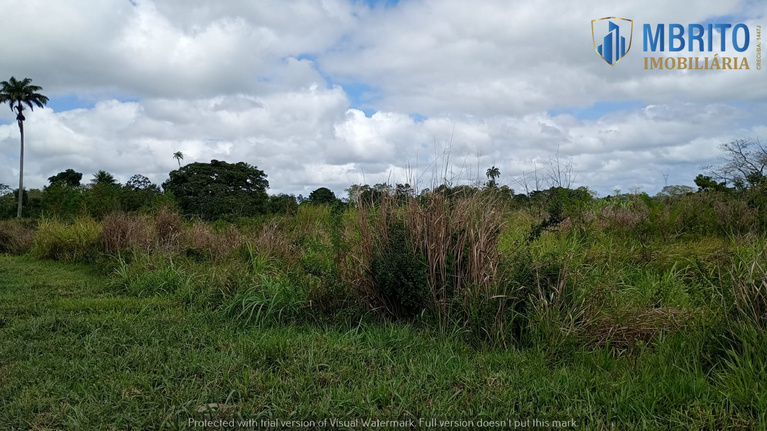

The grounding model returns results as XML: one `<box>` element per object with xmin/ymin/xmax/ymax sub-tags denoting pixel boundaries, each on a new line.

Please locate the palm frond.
<box><xmin>0</xmin><ymin>76</ymin><xmax>49</xmax><ymax>112</ymax></box>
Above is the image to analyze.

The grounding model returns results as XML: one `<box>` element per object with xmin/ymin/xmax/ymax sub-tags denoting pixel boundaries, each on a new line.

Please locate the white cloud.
<box><xmin>0</xmin><ymin>0</ymin><xmax>765</xmax><ymax>199</ymax></box>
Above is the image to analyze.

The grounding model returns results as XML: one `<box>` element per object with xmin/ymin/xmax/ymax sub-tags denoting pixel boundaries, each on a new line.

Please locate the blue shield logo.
<box><xmin>592</xmin><ymin>17</ymin><xmax>633</xmax><ymax>65</ymax></box>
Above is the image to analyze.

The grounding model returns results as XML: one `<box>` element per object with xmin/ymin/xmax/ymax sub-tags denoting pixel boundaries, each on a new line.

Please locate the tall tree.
<box><xmin>163</xmin><ymin>160</ymin><xmax>269</xmax><ymax>220</ymax></box>
<box><xmin>0</xmin><ymin>77</ymin><xmax>49</xmax><ymax>217</ymax></box>
<box><xmin>173</xmin><ymin>151</ymin><xmax>184</xmax><ymax>168</ymax></box>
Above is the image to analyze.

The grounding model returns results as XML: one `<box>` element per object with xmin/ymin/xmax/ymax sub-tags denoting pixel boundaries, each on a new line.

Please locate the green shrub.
<box><xmin>370</xmin><ymin>220</ymin><xmax>429</xmax><ymax>319</ymax></box>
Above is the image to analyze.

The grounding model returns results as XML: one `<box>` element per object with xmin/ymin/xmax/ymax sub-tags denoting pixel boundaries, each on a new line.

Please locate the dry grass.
<box><xmin>183</xmin><ymin>221</ymin><xmax>244</xmax><ymax>260</ymax></box>
<box><xmin>0</xmin><ymin>220</ymin><xmax>35</xmax><ymax>254</ymax></box>
<box><xmin>404</xmin><ymin>192</ymin><xmax>508</xmax><ymax>322</ymax></box>
<box><xmin>713</xmin><ymin>200</ymin><xmax>756</xmax><ymax>235</ymax></box>
<box><xmin>101</xmin><ymin>212</ymin><xmax>154</xmax><ymax>254</ymax></box>
<box><xmin>155</xmin><ymin>206</ymin><xmax>182</xmax><ymax>246</ymax></box>
<box><xmin>583</xmin><ymin>306</ymin><xmax>692</xmax><ymax>350</ymax></box>
<box><xmin>348</xmin><ymin>191</ymin><xmax>515</xmax><ymax>341</ymax></box>
<box><xmin>250</xmin><ymin>220</ymin><xmax>296</xmax><ymax>265</ymax></box>
<box><xmin>594</xmin><ymin>206</ymin><xmax>649</xmax><ymax>230</ymax></box>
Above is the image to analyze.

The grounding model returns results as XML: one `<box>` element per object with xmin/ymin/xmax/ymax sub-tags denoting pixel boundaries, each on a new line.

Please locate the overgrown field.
<box><xmin>1</xmin><ymin>190</ymin><xmax>766</xmax><ymax>429</ymax></box>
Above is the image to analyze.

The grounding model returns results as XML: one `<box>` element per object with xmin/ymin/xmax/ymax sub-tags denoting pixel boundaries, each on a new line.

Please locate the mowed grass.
<box><xmin>0</xmin><ymin>254</ymin><xmax>763</xmax><ymax>430</ymax></box>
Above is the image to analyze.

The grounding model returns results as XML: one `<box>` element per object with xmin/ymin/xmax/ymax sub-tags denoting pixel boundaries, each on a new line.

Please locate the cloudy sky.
<box><xmin>1</xmin><ymin>0</ymin><xmax>766</xmax><ymax>198</ymax></box>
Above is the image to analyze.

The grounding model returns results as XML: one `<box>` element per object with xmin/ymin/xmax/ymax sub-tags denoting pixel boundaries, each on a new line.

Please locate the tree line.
<box><xmin>3</xmin><ymin>75</ymin><xmax>766</xmax><ymax>222</ymax></box>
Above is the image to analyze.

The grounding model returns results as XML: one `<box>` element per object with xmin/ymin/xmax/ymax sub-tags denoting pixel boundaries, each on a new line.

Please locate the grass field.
<box><xmin>2</xmin><ymin>190</ymin><xmax>767</xmax><ymax>429</ymax></box>
<box><xmin>1</xmin><ymin>249</ymin><xmax>765</xmax><ymax>430</ymax></box>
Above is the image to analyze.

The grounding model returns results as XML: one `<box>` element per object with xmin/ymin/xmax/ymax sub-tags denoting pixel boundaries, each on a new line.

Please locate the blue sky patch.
<box><xmin>548</xmin><ymin>100</ymin><xmax>647</xmax><ymax>120</ymax></box>
<box><xmin>360</xmin><ymin>0</ymin><xmax>399</xmax><ymax>9</ymax></box>
<box><xmin>46</xmin><ymin>94</ymin><xmax>97</xmax><ymax>112</ymax></box>
<box><xmin>323</xmin><ymin>81</ymin><xmax>380</xmax><ymax>116</ymax></box>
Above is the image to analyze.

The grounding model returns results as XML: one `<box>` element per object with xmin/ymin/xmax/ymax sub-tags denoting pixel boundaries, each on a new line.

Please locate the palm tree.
<box><xmin>173</xmin><ymin>151</ymin><xmax>184</xmax><ymax>168</ymax></box>
<box><xmin>0</xmin><ymin>77</ymin><xmax>49</xmax><ymax>217</ymax></box>
<box><xmin>91</xmin><ymin>170</ymin><xmax>117</xmax><ymax>186</ymax></box>
<box><xmin>486</xmin><ymin>166</ymin><xmax>500</xmax><ymax>187</ymax></box>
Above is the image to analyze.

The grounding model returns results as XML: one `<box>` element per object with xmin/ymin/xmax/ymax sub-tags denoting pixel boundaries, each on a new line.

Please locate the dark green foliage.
<box><xmin>90</xmin><ymin>170</ymin><xmax>117</xmax><ymax>186</ymax></box>
<box><xmin>268</xmin><ymin>194</ymin><xmax>299</xmax><ymax>215</ymax></box>
<box><xmin>371</xmin><ymin>221</ymin><xmax>429</xmax><ymax>319</ymax></box>
<box><xmin>307</xmin><ymin>187</ymin><xmax>338</xmax><ymax>205</ymax></box>
<box><xmin>0</xmin><ymin>189</ymin><xmax>44</xmax><ymax>219</ymax></box>
<box><xmin>162</xmin><ymin>160</ymin><xmax>269</xmax><ymax>220</ymax></box>
<box><xmin>120</xmin><ymin>175</ymin><xmax>163</xmax><ymax>213</ymax></box>
<box><xmin>347</xmin><ymin>183</ymin><xmax>408</xmax><ymax>206</ymax></box>
<box><xmin>41</xmin><ymin>184</ymin><xmax>86</xmax><ymax>219</ymax></box>
<box><xmin>86</xmin><ymin>184</ymin><xmax>121</xmax><ymax>220</ymax></box>
<box><xmin>0</xmin><ymin>77</ymin><xmax>48</xmax><ymax>113</ymax></box>
<box><xmin>695</xmin><ymin>174</ymin><xmax>729</xmax><ymax>192</ymax></box>
<box><xmin>48</xmin><ymin>169</ymin><xmax>83</xmax><ymax>187</ymax></box>
<box><xmin>486</xmin><ymin>165</ymin><xmax>500</xmax><ymax>188</ymax></box>
<box><xmin>0</xmin><ymin>190</ymin><xmax>18</xmax><ymax>219</ymax></box>
<box><xmin>125</xmin><ymin>174</ymin><xmax>153</xmax><ymax>190</ymax></box>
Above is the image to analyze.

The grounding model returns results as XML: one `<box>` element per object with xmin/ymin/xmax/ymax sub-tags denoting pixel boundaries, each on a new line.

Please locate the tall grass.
<box><xmin>111</xmin><ymin>254</ymin><xmax>196</xmax><ymax>297</ymax></box>
<box><xmin>348</xmin><ymin>192</ymin><xmax>523</xmax><ymax>345</ymax></box>
<box><xmin>220</xmin><ymin>274</ymin><xmax>308</xmax><ymax>326</ymax></box>
<box><xmin>101</xmin><ymin>212</ymin><xmax>154</xmax><ymax>254</ymax></box>
<box><xmin>32</xmin><ymin>217</ymin><xmax>102</xmax><ymax>262</ymax></box>
<box><xmin>726</xmin><ymin>242</ymin><xmax>767</xmax><ymax>332</ymax></box>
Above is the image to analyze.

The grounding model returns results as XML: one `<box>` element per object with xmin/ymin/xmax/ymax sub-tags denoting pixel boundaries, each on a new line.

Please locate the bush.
<box><xmin>370</xmin><ymin>220</ymin><xmax>429</xmax><ymax>319</ymax></box>
<box><xmin>349</xmin><ymin>192</ymin><xmax>517</xmax><ymax>344</ymax></box>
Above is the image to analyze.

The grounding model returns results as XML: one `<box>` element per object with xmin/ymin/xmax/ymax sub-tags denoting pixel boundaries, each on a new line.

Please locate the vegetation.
<box><xmin>162</xmin><ymin>160</ymin><xmax>269</xmax><ymax>221</ymax></box>
<box><xmin>2</xmin><ymin>139</ymin><xmax>767</xmax><ymax>428</ymax></box>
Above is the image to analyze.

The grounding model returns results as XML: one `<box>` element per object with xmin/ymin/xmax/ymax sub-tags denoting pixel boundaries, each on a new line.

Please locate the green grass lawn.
<box><xmin>0</xmin><ymin>254</ymin><xmax>763</xmax><ymax>430</ymax></box>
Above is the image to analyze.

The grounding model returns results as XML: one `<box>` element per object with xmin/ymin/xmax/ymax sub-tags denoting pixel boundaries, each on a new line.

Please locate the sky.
<box><xmin>1</xmin><ymin>0</ymin><xmax>766</xmax><ymax>198</ymax></box>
